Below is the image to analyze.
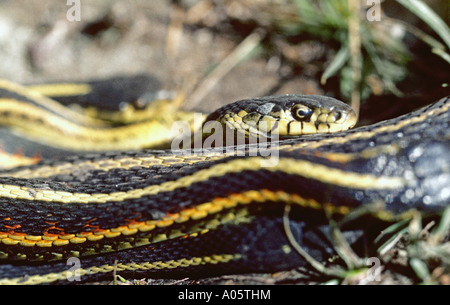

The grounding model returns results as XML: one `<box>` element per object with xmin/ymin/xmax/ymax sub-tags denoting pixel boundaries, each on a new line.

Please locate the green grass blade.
<box><xmin>432</xmin><ymin>48</ymin><xmax>450</xmax><ymax>64</ymax></box>
<box><xmin>396</xmin><ymin>0</ymin><xmax>450</xmax><ymax>49</ymax></box>
<box><xmin>321</xmin><ymin>46</ymin><xmax>350</xmax><ymax>84</ymax></box>
<box><xmin>431</xmin><ymin>206</ymin><xmax>450</xmax><ymax>242</ymax></box>
<box><xmin>410</xmin><ymin>258</ymin><xmax>431</xmax><ymax>283</ymax></box>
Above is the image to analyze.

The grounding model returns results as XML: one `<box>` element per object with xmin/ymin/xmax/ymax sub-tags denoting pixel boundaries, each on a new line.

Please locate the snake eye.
<box><xmin>292</xmin><ymin>104</ymin><xmax>312</xmax><ymax>121</ymax></box>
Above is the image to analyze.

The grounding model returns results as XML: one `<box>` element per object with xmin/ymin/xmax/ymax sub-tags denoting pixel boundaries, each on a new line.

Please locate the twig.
<box><xmin>282</xmin><ymin>204</ymin><xmax>346</xmax><ymax>278</ymax></box>
<box><xmin>185</xmin><ymin>29</ymin><xmax>265</xmax><ymax>109</ymax></box>
<box><xmin>166</xmin><ymin>4</ymin><xmax>186</xmax><ymax>58</ymax></box>
<box><xmin>347</xmin><ymin>0</ymin><xmax>362</xmax><ymax>118</ymax></box>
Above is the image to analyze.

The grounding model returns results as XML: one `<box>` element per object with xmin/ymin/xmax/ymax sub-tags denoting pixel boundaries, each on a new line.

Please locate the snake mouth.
<box><xmin>238</xmin><ymin>110</ymin><xmax>358</xmax><ymax>139</ymax></box>
<box><xmin>207</xmin><ymin>94</ymin><xmax>359</xmax><ymax>140</ymax></box>
<box><xmin>315</xmin><ymin>107</ymin><xmax>358</xmax><ymax>132</ymax></box>
<box><xmin>314</xmin><ymin>107</ymin><xmax>358</xmax><ymax>132</ymax></box>
<box><xmin>342</xmin><ymin>110</ymin><xmax>358</xmax><ymax>130</ymax></box>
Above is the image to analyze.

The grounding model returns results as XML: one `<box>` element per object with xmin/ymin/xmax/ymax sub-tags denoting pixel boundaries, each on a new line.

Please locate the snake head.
<box><xmin>208</xmin><ymin>94</ymin><xmax>357</xmax><ymax>140</ymax></box>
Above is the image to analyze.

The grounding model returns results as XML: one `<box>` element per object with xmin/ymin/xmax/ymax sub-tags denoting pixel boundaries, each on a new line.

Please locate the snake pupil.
<box><xmin>297</xmin><ymin>109</ymin><xmax>307</xmax><ymax>117</ymax></box>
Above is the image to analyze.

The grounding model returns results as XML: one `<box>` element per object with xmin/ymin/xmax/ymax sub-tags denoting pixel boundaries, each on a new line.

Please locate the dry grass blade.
<box><xmin>282</xmin><ymin>204</ymin><xmax>347</xmax><ymax>278</ymax></box>
<box><xmin>186</xmin><ymin>30</ymin><xmax>264</xmax><ymax>109</ymax></box>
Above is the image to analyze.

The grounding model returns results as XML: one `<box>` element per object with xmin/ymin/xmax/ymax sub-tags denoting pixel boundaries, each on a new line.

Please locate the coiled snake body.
<box><xmin>0</xmin><ymin>77</ymin><xmax>448</xmax><ymax>284</ymax></box>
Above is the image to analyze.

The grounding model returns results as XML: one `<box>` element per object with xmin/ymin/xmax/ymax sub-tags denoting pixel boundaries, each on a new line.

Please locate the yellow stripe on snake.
<box><xmin>0</xmin><ymin>76</ymin><xmax>448</xmax><ymax>284</ymax></box>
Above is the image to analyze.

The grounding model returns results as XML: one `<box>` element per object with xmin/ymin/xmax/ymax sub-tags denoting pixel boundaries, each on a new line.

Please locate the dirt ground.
<box><xmin>1</xmin><ymin>0</ymin><xmax>446</xmax><ymax>116</ymax></box>
<box><xmin>0</xmin><ymin>0</ymin><xmax>290</xmax><ymax>114</ymax></box>
<box><xmin>0</xmin><ymin>0</ymin><xmax>448</xmax><ymax>285</ymax></box>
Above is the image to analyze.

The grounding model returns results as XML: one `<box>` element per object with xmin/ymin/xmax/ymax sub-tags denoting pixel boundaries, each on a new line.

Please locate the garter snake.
<box><xmin>0</xmin><ymin>77</ymin><xmax>448</xmax><ymax>284</ymax></box>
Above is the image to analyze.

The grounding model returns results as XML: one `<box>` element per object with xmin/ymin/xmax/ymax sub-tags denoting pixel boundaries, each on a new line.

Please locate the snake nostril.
<box><xmin>327</xmin><ymin>109</ymin><xmax>342</xmax><ymax>123</ymax></box>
